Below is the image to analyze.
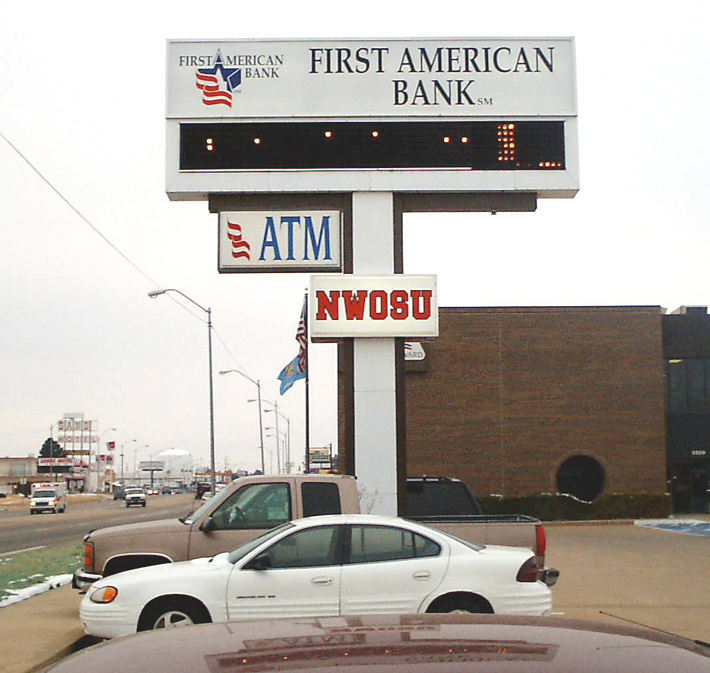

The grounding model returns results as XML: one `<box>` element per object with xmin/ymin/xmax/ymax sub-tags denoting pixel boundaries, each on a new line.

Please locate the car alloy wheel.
<box><xmin>138</xmin><ymin>598</ymin><xmax>211</xmax><ymax>632</ymax></box>
<box><xmin>152</xmin><ymin>609</ymin><xmax>196</xmax><ymax>629</ymax></box>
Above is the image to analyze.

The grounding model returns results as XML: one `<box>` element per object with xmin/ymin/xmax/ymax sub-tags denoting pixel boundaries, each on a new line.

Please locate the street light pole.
<box><xmin>134</xmin><ymin>444</ymin><xmax>148</xmax><ymax>485</ymax></box>
<box><xmin>96</xmin><ymin>428</ymin><xmax>116</xmax><ymax>493</ymax></box>
<box><xmin>120</xmin><ymin>439</ymin><xmax>137</xmax><ymax>485</ymax></box>
<box><xmin>148</xmin><ymin>288</ymin><xmax>216</xmax><ymax>495</ymax></box>
<box><xmin>219</xmin><ymin>369</ymin><xmax>265</xmax><ymax>475</ymax></box>
<box><xmin>264</xmin><ymin>404</ymin><xmax>291</xmax><ymax>474</ymax></box>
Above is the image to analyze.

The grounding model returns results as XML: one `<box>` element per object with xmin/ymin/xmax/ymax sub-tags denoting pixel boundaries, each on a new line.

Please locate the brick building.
<box><xmin>403</xmin><ymin>306</ymin><xmax>668</xmax><ymax>501</ymax></box>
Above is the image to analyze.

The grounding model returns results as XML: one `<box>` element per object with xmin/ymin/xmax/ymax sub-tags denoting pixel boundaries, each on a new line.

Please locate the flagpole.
<box><xmin>304</xmin><ymin>291</ymin><xmax>311</xmax><ymax>474</ymax></box>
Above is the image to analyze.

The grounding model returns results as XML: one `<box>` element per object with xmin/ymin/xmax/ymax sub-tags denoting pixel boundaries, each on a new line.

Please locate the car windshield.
<box><xmin>125</xmin><ymin>489</ymin><xmax>143</xmax><ymax>494</ymax></box>
<box><xmin>33</xmin><ymin>490</ymin><xmax>56</xmax><ymax>498</ymax></box>
<box><xmin>227</xmin><ymin>522</ymin><xmax>294</xmax><ymax>564</ymax></box>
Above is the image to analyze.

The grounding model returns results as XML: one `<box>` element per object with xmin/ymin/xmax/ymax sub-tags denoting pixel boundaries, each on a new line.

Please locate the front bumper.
<box><xmin>80</xmin><ymin>594</ymin><xmax>137</xmax><ymax>639</ymax></box>
<box><xmin>73</xmin><ymin>568</ymin><xmax>103</xmax><ymax>591</ymax></box>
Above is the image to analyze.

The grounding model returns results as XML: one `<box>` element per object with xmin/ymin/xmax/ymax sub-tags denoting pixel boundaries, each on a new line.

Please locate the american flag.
<box><xmin>296</xmin><ymin>295</ymin><xmax>308</xmax><ymax>375</ymax></box>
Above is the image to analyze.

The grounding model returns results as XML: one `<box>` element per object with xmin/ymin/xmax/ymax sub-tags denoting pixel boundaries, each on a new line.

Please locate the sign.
<box><xmin>140</xmin><ymin>461</ymin><xmax>165</xmax><ymax>472</ymax></box>
<box><xmin>166</xmin><ymin>38</ymin><xmax>578</xmax><ymax>199</ymax></box>
<box><xmin>218</xmin><ymin>211</ymin><xmax>342</xmax><ymax>273</ymax></box>
<box><xmin>309</xmin><ymin>447</ymin><xmax>331</xmax><ymax>464</ymax></box>
<box><xmin>404</xmin><ymin>342</ymin><xmax>426</xmax><ymax>361</ymax></box>
<box><xmin>38</xmin><ymin>458</ymin><xmax>74</xmax><ymax>467</ymax></box>
<box><xmin>309</xmin><ymin>275</ymin><xmax>438</xmax><ymax>340</ymax></box>
<box><xmin>58</xmin><ymin>435</ymin><xmax>98</xmax><ymax>444</ymax></box>
<box><xmin>167</xmin><ymin>38</ymin><xmax>576</xmax><ymax>119</ymax></box>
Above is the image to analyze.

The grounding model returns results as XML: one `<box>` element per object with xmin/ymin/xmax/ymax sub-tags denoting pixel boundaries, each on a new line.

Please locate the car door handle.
<box><xmin>413</xmin><ymin>571</ymin><xmax>431</xmax><ymax>581</ymax></box>
<box><xmin>311</xmin><ymin>576</ymin><xmax>333</xmax><ymax>586</ymax></box>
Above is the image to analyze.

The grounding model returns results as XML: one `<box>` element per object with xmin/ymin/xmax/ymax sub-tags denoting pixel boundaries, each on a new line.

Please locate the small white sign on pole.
<box><xmin>310</xmin><ymin>275</ymin><xmax>438</xmax><ymax>340</ymax></box>
<box><xmin>218</xmin><ymin>210</ymin><xmax>342</xmax><ymax>273</ymax></box>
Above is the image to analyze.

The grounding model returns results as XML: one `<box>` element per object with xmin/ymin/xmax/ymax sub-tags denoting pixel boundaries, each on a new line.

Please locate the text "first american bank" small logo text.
<box><xmin>180</xmin><ymin>50</ymin><xmax>283</xmax><ymax>107</ymax></box>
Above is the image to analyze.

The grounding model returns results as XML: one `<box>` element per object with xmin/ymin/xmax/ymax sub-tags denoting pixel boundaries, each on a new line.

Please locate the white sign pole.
<box><xmin>351</xmin><ymin>192</ymin><xmax>398</xmax><ymax>516</ymax></box>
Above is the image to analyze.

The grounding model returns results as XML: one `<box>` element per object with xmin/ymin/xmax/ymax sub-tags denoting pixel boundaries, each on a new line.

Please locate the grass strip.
<box><xmin>0</xmin><ymin>542</ymin><xmax>82</xmax><ymax>604</ymax></box>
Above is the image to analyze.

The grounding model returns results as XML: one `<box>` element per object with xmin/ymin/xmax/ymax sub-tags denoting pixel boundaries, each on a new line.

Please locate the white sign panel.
<box><xmin>167</xmin><ymin>38</ymin><xmax>576</xmax><ymax>119</ymax></box>
<box><xmin>310</xmin><ymin>275</ymin><xmax>438</xmax><ymax>340</ymax></box>
<box><xmin>218</xmin><ymin>211</ymin><xmax>342</xmax><ymax>273</ymax></box>
<box><xmin>404</xmin><ymin>342</ymin><xmax>426</xmax><ymax>361</ymax></box>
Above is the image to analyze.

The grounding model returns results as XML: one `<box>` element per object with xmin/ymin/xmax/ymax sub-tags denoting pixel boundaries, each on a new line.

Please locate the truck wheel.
<box><xmin>138</xmin><ymin>598</ymin><xmax>211</xmax><ymax>631</ymax></box>
<box><xmin>428</xmin><ymin>595</ymin><xmax>493</xmax><ymax>614</ymax></box>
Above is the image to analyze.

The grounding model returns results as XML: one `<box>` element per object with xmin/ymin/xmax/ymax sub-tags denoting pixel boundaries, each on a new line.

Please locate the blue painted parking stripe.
<box><xmin>635</xmin><ymin>520</ymin><xmax>710</xmax><ymax>537</ymax></box>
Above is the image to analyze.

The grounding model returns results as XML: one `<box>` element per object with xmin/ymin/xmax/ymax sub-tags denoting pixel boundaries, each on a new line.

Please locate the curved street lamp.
<box><xmin>220</xmin><ymin>369</ymin><xmax>265</xmax><ymax>474</ymax></box>
<box><xmin>264</xmin><ymin>405</ymin><xmax>291</xmax><ymax>474</ymax></box>
<box><xmin>120</xmin><ymin>439</ymin><xmax>137</xmax><ymax>485</ymax></box>
<box><xmin>96</xmin><ymin>427</ymin><xmax>116</xmax><ymax>493</ymax></box>
<box><xmin>148</xmin><ymin>288</ymin><xmax>216</xmax><ymax>494</ymax></box>
<box><xmin>134</xmin><ymin>444</ymin><xmax>149</xmax><ymax>484</ymax></box>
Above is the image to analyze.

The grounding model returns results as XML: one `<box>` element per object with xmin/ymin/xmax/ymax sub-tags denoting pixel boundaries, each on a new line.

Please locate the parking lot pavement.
<box><xmin>546</xmin><ymin>516</ymin><xmax>710</xmax><ymax>642</ymax></box>
<box><xmin>0</xmin><ymin>584</ymin><xmax>90</xmax><ymax>673</ymax></box>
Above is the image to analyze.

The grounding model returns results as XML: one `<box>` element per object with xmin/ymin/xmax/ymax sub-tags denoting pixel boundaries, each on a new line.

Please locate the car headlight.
<box><xmin>90</xmin><ymin>586</ymin><xmax>119</xmax><ymax>603</ymax></box>
<box><xmin>30</xmin><ymin>501</ymin><xmax>37</xmax><ymax>506</ymax></box>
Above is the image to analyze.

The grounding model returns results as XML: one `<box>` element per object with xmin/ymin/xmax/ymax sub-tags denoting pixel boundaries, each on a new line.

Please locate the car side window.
<box><xmin>263</xmin><ymin>525</ymin><xmax>340</xmax><ymax>569</ymax></box>
<box><xmin>211</xmin><ymin>483</ymin><xmax>291</xmax><ymax>530</ymax></box>
<box><xmin>348</xmin><ymin>525</ymin><xmax>441</xmax><ymax>564</ymax></box>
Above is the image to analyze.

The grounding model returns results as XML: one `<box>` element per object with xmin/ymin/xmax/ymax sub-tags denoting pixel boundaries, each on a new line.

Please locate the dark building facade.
<box><xmin>663</xmin><ymin>306</ymin><xmax>710</xmax><ymax>512</ymax></box>
<box><xmin>404</xmin><ymin>306</ymin><xmax>668</xmax><ymax>502</ymax></box>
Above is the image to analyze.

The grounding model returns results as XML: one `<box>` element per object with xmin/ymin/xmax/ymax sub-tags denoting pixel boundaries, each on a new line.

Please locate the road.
<box><xmin>0</xmin><ymin>494</ymin><xmax>197</xmax><ymax>554</ymax></box>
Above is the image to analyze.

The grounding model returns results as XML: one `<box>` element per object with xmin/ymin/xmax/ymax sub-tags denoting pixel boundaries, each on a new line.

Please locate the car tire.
<box><xmin>138</xmin><ymin>598</ymin><xmax>211</xmax><ymax>631</ymax></box>
<box><xmin>142</xmin><ymin>502</ymin><xmax>146</xmax><ymax>507</ymax></box>
<box><xmin>427</xmin><ymin>594</ymin><xmax>493</xmax><ymax>614</ymax></box>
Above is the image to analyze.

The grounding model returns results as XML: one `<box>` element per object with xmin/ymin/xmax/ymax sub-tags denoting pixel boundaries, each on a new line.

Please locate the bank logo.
<box><xmin>196</xmin><ymin>51</ymin><xmax>242</xmax><ymax>107</ymax></box>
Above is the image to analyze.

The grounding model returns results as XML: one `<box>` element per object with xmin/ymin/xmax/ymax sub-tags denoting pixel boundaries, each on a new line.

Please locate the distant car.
<box><xmin>161</xmin><ymin>486</ymin><xmax>172</xmax><ymax>495</ymax></box>
<box><xmin>80</xmin><ymin>514</ymin><xmax>551</xmax><ymax>639</ymax></box>
<box><xmin>200</xmin><ymin>491</ymin><xmax>213</xmax><ymax>501</ymax></box>
<box><xmin>146</xmin><ymin>487</ymin><xmax>159</xmax><ymax>496</ymax></box>
<box><xmin>29</xmin><ymin>487</ymin><xmax>67</xmax><ymax>514</ymax></box>
<box><xmin>46</xmin><ymin>614</ymin><xmax>710</xmax><ymax>673</ymax></box>
<box><xmin>124</xmin><ymin>488</ymin><xmax>146</xmax><ymax>508</ymax></box>
<box><xmin>113</xmin><ymin>488</ymin><xmax>125</xmax><ymax>501</ymax></box>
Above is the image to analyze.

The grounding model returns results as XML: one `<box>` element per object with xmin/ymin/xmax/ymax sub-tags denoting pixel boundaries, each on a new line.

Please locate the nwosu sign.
<box><xmin>309</xmin><ymin>275</ymin><xmax>438</xmax><ymax>340</ymax></box>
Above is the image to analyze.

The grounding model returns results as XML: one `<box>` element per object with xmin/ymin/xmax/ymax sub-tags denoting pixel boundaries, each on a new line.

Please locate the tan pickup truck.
<box><xmin>73</xmin><ymin>474</ymin><xmax>558</xmax><ymax>590</ymax></box>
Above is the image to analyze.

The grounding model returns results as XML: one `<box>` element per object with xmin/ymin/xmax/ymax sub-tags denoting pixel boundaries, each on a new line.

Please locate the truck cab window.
<box><xmin>211</xmin><ymin>483</ymin><xmax>291</xmax><ymax>530</ymax></box>
<box><xmin>302</xmin><ymin>482</ymin><xmax>341</xmax><ymax>517</ymax></box>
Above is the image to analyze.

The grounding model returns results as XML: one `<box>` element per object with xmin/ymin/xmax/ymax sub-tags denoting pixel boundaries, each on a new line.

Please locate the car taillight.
<box><xmin>83</xmin><ymin>542</ymin><xmax>94</xmax><ymax>572</ymax></box>
<box><xmin>516</xmin><ymin>556</ymin><xmax>539</xmax><ymax>583</ymax></box>
<box><xmin>535</xmin><ymin>524</ymin><xmax>547</xmax><ymax>558</ymax></box>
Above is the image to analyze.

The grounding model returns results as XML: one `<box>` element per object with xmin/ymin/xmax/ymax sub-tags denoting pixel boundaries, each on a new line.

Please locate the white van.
<box><xmin>30</xmin><ymin>484</ymin><xmax>68</xmax><ymax>514</ymax></box>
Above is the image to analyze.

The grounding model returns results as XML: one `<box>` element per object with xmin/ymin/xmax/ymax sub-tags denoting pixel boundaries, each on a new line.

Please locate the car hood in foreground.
<box><xmin>46</xmin><ymin>614</ymin><xmax>710</xmax><ymax>673</ymax></box>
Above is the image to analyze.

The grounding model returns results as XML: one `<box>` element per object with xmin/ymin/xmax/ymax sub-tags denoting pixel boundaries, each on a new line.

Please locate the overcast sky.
<box><xmin>1</xmin><ymin>1</ymin><xmax>708</xmax><ymax>474</ymax></box>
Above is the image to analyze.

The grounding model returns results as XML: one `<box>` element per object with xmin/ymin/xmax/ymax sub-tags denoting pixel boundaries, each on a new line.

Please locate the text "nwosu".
<box><xmin>316</xmin><ymin>289</ymin><xmax>433</xmax><ymax>321</ymax></box>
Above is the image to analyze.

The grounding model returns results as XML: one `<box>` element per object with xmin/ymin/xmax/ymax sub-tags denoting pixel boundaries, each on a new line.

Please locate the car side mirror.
<box><xmin>249</xmin><ymin>553</ymin><xmax>272</xmax><ymax>571</ymax></box>
<box><xmin>200</xmin><ymin>516</ymin><xmax>216</xmax><ymax>533</ymax></box>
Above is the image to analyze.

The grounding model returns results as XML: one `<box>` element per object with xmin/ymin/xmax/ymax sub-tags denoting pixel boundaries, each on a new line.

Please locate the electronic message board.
<box><xmin>166</xmin><ymin>38</ymin><xmax>578</xmax><ymax>199</ymax></box>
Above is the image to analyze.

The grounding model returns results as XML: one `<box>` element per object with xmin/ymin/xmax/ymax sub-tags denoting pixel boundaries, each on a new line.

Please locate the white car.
<box><xmin>80</xmin><ymin>514</ymin><xmax>552</xmax><ymax>639</ymax></box>
<box><xmin>124</xmin><ymin>488</ymin><xmax>146</xmax><ymax>508</ymax></box>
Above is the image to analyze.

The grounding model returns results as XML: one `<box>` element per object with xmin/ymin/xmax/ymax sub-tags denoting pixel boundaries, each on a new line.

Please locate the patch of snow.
<box><xmin>0</xmin><ymin>574</ymin><xmax>73</xmax><ymax>609</ymax></box>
